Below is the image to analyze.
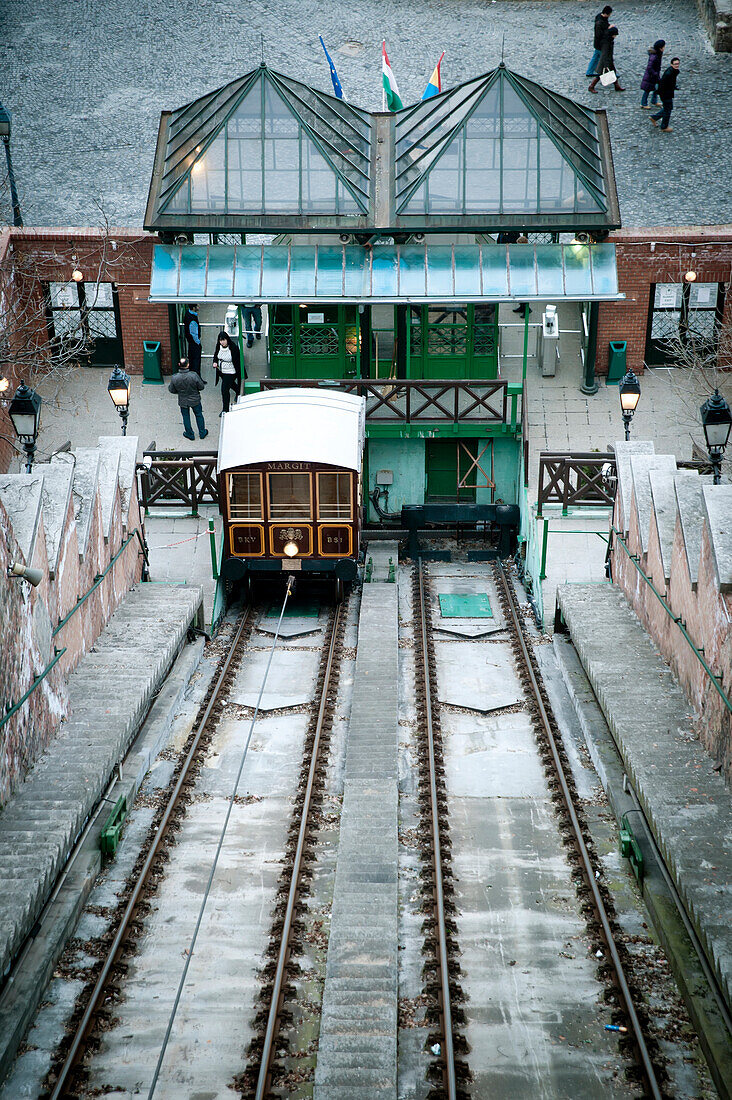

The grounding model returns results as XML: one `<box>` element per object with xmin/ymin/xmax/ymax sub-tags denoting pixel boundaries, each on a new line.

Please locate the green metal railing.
<box><xmin>0</xmin><ymin>647</ymin><xmax>67</xmax><ymax>732</ymax></box>
<box><xmin>53</xmin><ymin>532</ymin><xmax>136</xmax><ymax>637</ymax></box>
<box><xmin>611</xmin><ymin>526</ymin><xmax>732</xmax><ymax>715</ymax></box>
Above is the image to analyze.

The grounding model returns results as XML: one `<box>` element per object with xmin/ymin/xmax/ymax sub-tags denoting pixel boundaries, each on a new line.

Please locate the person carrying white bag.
<box><xmin>589</xmin><ymin>25</ymin><xmax>626</xmax><ymax>93</ymax></box>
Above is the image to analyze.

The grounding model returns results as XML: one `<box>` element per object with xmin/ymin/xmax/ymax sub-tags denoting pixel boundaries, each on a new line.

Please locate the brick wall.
<box><xmin>596</xmin><ymin>226</ymin><xmax>732</xmax><ymax>375</ymax></box>
<box><xmin>611</xmin><ymin>458</ymin><xmax>732</xmax><ymax>777</ymax></box>
<box><xmin>2</xmin><ymin>228</ymin><xmax>171</xmax><ymax>380</ymax></box>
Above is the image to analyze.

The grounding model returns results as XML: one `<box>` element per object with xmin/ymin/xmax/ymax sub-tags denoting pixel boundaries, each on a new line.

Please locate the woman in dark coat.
<box><xmin>589</xmin><ymin>26</ymin><xmax>625</xmax><ymax>92</ymax></box>
<box><xmin>212</xmin><ymin>331</ymin><xmax>246</xmax><ymax>414</ymax></box>
<box><xmin>640</xmin><ymin>40</ymin><xmax>665</xmax><ymax>108</ymax></box>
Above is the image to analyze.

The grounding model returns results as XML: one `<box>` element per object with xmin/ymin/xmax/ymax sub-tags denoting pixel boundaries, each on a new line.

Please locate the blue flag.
<box><xmin>319</xmin><ymin>36</ymin><xmax>345</xmax><ymax>100</ymax></box>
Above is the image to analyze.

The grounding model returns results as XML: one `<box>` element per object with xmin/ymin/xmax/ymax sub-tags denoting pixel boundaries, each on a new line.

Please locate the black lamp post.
<box><xmin>0</xmin><ymin>101</ymin><xmax>23</xmax><ymax>228</ymax></box>
<box><xmin>8</xmin><ymin>381</ymin><xmax>41</xmax><ymax>472</ymax></box>
<box><xmin>700</xmin><ymin>389</ymin><xmax>732</xmax><ymax>485</ymax></box>
<box><xmin>108</xmin><ymin>365</ymin><xmax>131</xmax><ymax>435</ymax></box>
<box><xmin>619</xmin><ymin>369</ymin><xmax>641</xmax><ymax>441</ymax></box>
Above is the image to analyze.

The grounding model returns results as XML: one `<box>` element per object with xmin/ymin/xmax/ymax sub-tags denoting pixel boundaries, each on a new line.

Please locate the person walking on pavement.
<box><xmin>213</xmin><ymin>330</ymin><xmax>246</xmax><ymax>415</ymax></box>
<box><xmin>182</xmin><ymin>304</ymin><xmax>203</xmax><ymax>375</ymax></box>
<box><xmin>650</xmin><ymin>57</ymin><xmax>680</xmax><ymax>132</ymax></box>
<box><xmin>586</xmin><ymin>6</ymin><xmax>612</xmax><ymax>78</ymax></box>
<box><xmin>168</xmin><ymin>357</ymin><xmax>208</xmax><ymax>440</ymax></box>
<box><xmin>242</xmin><ymin>303</ymin><xmax>262</xmax><ymax>349</ymax></box>
<box><xmin>589</xmin><ymin>26</ymin><xmax>625</xmax><ymax>93</ymax></box>
<box><xmin>640</xmin><ymin>40</ymin><xmax>665</xmax><ymax>108</ymax></box>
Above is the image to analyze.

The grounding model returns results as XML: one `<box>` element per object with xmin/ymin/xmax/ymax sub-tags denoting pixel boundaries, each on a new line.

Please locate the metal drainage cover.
<box><xmin>438</xmin><ymin>593</ymin><xmax>493</xmax><ymax>618</ymax></box>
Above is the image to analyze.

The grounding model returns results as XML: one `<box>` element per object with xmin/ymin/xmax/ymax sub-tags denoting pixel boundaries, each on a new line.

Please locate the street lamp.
<box><xmin>108</xmin><ymin>365</ymin><xmax>131</xmax><ymax>435</ymax></box>
<box><xmin>0</xmin><ymin>101</ymin><xmax>23</xmax><ymax>227</ymax></box>
<box><xmin>700</xmin><ymin>389</ymin><xmax>732</xmax><ymax>485</ymax></box>
<box><xmin>619</xmin><ymin>369</ymin><xmax>641</xmax><ymax>441</ymax></box>
<box><xmin>8</xmin><ymin>381</ymin><xmax>42</xmax><ymax>472</ymax></box>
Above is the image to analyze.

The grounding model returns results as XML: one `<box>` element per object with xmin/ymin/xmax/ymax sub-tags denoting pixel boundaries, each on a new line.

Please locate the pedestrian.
<box><xmin>168</xmin><ymin>357</ymin><xmax>208</xmax><ymax>440</ymax></box>
<box><xmin>640</xmin><ymin>40</ymin><xmax>665</xmax><ymax>108</ymax></box>
<box><xmin>241</xmin><ymin>303</ymin><xmax>262</xmax><ymax>349</ymax></box>
<box><xmin>213</xmin><ymin>330</ymin><xmax>246</xmax><ymax>415</ymax></box>
<box><xmin>586</xmin><ymin>6</ymin><xmax>612</xmax><ymax>79</ymax></box>
<box><xmin>589</xmin><ymin>26</ymin><xmax>625</xmax><ymax>93</ymax></box>
<box><xmin>182</xmin><ymin>304</ymin><xmax>203</xmax><ymax>375</ymax></box>
<box><xmin>650</xmin><ymin>57</ymin><xmax>680</xmax><ymax>132</ymax></box>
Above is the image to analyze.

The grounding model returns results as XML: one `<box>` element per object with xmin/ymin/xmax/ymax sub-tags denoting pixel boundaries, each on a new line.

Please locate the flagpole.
<box><xmin>382</xmin><ymin>41</ymin><xmax>386</xmax><ymax>110</ymax></box>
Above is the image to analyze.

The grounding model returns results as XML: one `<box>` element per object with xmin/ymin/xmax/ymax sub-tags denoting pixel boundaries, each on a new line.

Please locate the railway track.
<box><xmin>239</xmin><ymin>599</ymin><xmax>347</xmax><ymax>1099</ymax></box>
<box><xmin>492</xmin><ymin>559</ymin><xmax>664</xmax><ymax>1100</ymax></box>
<box><xmin>45</xmin><ymin>604</ymin><xmax>258</xmax><ymax>1099</ymax></box>
<box><xmin>412</xmin><ymin>563</ymin><xmax>470</xmax><ymax>1100</ymax></box>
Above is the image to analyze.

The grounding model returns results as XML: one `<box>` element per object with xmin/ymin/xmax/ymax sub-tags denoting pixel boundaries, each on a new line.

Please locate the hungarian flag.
<box><xmin>382</xmin><ymin>42</ymin><xmax>403</xmax><ymax>111</ymax></box>
<box><xmin>422</xmin><ymin>52</ymin><xmax>445</xmax><ymax>99</ymax></box>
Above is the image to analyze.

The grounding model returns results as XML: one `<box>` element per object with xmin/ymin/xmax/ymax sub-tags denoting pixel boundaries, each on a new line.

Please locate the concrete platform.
<box><xmin>556</xmin><ymin>582</ymin><xmax>732</xmax><ymax>1012</ymax></box>
<box><xmin>0</xmin><ymin>583</ymin><xmax>203</xmax><ymax>981</ymax></box>
<box><xmin>315</xmin><ymin>582</ymin><xmax>399</xmax><ymax>1099</ymax></box>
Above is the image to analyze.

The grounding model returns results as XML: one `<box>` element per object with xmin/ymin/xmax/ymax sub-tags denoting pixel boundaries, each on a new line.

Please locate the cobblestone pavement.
<box><xmin>1</xmin><ymin>0</ymin><xmax>730</xmax><ymax>229</ymax></box>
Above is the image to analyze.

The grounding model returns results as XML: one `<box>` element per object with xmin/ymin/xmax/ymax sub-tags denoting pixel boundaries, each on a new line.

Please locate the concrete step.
<box><xmin>0</xmin><ymin>581</ymin><xmax>203</xmax><ymax>978</ymax></box>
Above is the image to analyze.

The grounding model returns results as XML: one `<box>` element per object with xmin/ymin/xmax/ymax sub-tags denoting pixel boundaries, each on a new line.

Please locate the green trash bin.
<box><xmin>606</xmin><ymin>340</ymin><xmax>627</xmax><ymax>385</ymax></box>
<box><xmin>143</xmin><ymin>340</ymin><xmax>163</xmax><ymax>384</ymax></box>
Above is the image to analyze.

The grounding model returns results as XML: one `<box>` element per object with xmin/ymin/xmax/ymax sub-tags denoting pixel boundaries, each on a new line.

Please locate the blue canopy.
<box><xmin>149</xmin><ymin>241</ymin><xmax>622</xmax><ymax>304</ymax></box>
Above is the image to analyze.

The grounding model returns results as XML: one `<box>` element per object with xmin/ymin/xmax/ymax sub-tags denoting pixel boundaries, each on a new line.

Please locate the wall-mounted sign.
<box><xmin>657</xmin><ymin>285</ymin><xmax>679</xmax><ymax>309</ymax></box>
<box><xmin>307</xmin><ymin>312</ymin><xmax>325</xmax><ymax>324</ymax></box>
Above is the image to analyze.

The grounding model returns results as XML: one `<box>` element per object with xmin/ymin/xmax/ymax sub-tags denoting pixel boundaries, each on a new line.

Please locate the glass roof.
<box><xmin>159</xmin><ymin>66</ymin><xmax>372</xmax><ymax>217</ymax></box>
<box><xmin>146</xmin><ymin>63</ymin><xmax>618</xmax><ymax>232</ymax></box>
<box><xmin>150</xmin><ymin>241</ymin><xmax>623</xmax><ymax>303</ymax></box>
<box><xmin>395</xmin><ymin>66</ymin><xmax>606</xmax><ymax>216</ymax></box>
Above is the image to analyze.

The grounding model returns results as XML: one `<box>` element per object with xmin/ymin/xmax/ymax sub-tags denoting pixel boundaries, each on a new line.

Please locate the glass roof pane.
<box><xmin>426</xmin><ymin>136</ymin><xmax>463</xmax><ymax>212</ymax></box>
<box><xmin>301</xmin><ymin>139</ymin><xmax>337</xmax><ymax>211</ymax></box>
<box><xmin>372</xmin><ymin>250</ymin><xmax>398</xmax><ymax>296</ymax></box>
<box><xmin>261</xmin><ymin>247</ymin><xmax>291</xmax><ymax>297</ymax></box>
<box><xmin>289</xmin><ymin>247</ymin><xmax>317</xmax><ymax>298</ymax></box>
<box><xmin>575</xmin><ymin>182</ymin><xmax>604</xmax><ymax>212</ymax></box>
<box><xmin>164</xmin><ymin>179</ymin><xmax>189</xmax><ymax>213</ymax></box>
<box><xmin>539</xmin><ymin>132</ymin><xmax>575</xmax><ymax>211</ymax></box>
<box><xmin>563</xmin><ymin>244</ymin><xmax>592</xmax><ymax>295</ymax></box>
<box><xmin>535</xmin><ymin>244</ymin><xmax>565</xmax><ymax>296</ymax></box>
<box><xmin>399</xmin><ymin>246</ymin><xmax>427</xmax><ymax>296</ymax></box>
<box><xmin>151</xmin><ymin>245</ymin><xmax>180</xmax><ymax>296</ymax></box>
<box><xmin>233</xmin><ymin>246</ymin><xmax>263</xmax><ymax>297</ymax></box>
<box><xmin>480</xmin><ymin>246</ymin><xmax>510</xmax><ymax>296</ymax></box>
<box><xmin>206</xmin><ymin>245</ymin><xmax>236</xmax><ymax>296</ymax></box>
<box><xmin>425</xmin><ymin>247</ymin><xmax>454</xmax><ymax>297</ymax></box>
<box><xmin>264</xmin><ymin>133</ymin><xmax>300</xmax><ymax>210</ymax></box>
<box><xmin>401</xmin><ymin>180</ymin><xmax>427</xmax><ymax>214</ymax></box>
<box><xmin>190</xmin><ymin>134</ymin><xmax>226</xmax><ymax>212</ymax></box>
<box><xmin>227</xmin><ymin>82</ymin><xmax>261</xmax><ymax>136</ymax></box>
<box><xmin>178</xmin><ymin>246</ymin><xmax>209</xmax><ymax>298</ymax></box>
<box><xmin>507</xmin><ymin>245</ymin><xmax>537</xmax><ymax>297</ymax></box>
<box><xmin>454</xmin><ymin>247</ymin><xmax>481</xmax><ymax>296</ymax></box>
<box><xmin>227</xmin><ymin>136</ymin><xmax>263</xmax><ymax>211</ymax></box>
<box><xmin>337</xmin><ymin>182</ymin><xmax>361</xmax><ymax>213</ymax></box>
<box><xmin>316</xmin><ymin>247</ymin><xmax>345</xmax><ymax>295</ymax></box>
<box><xmin>590</xmin><ymin>244</ymin><xmax>619</xmax><ymax>296</ymax></box>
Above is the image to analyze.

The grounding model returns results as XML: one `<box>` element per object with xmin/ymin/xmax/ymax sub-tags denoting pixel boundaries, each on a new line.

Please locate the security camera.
<box><xmin>339</xmin><ymin>233</ymin><xmax>353</xmax><ymax>244</ymax></box>
<box><xmin>8</xmin><ymin>561</ymin><xmax>44</xmax><ymax>587</ymax></box>
<box><xmin>175</xmin><ymin>234</ymin><xmax>190</xmax><ymax>246</ymax></box>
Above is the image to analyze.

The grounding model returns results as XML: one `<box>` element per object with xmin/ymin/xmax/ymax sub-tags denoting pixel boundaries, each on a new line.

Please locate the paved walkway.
<box><xmin>315</xmin><ymin>582</ymin><xmax>399</xmax><ymax>1099</ymax></box>
<box><xmin>0</xmin><ymin>583</ymin><xmax>202</xmax><ymax>979</ymax></box>
<box><xmin>557</xmin><ymin>583</ymin><xmax>732</xmax><ymax>1011</ymax></box>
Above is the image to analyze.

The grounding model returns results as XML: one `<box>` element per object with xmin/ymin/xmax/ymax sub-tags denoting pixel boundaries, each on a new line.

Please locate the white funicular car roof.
<box><xmin>218</xmin><ymin>388</ymin><xmax>366</xmax><ymax>474</ymax></box>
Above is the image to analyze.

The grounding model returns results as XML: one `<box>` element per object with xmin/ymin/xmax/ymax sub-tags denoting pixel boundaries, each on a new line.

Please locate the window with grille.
<box><xmin>646</xmin><ymin>282</ymin><xmax>724</xmax><ymax>365</ymax></box>
<box><xmin>268</xmin><ymin>472</ymin><xmax>312</xmax><ymax>520</ymax></box>
<box><xmin>318</xmin><ymin>472</ymin><xmax>352</xmax><ymax>520</ymax></box>
<box><xmin>228</xmin><ymin>472</ymin><xmax>263</xmax><ymax>519</ymax></box>
<box><xmin>46</xmin><ymin>280</ymin><xmax>121</xmax><ymax>364</ymax></box>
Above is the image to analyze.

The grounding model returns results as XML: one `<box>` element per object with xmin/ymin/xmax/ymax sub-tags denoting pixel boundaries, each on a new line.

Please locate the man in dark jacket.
<box><xmin>586</xmin><ymin>6</ymin><xmax>612</xmax><ymax>78</ymax></box>
<box><xmin>168</xmin><ymin>357</ymin><xmax>208</xmax><ymax>440</ymax></box>
<box><xmin>651</xmin><ymin>58</ymin><xmax>680</xmax><ymax>132</ymax></box>
<box><xmin>182</xmin><ymin>304</ymin><xmax>202</xmax><ymax>375</ymax></box>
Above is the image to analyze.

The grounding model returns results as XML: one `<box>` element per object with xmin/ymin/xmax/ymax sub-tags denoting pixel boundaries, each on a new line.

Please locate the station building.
<box><xmin>2</xmin><ymin>62</ymin><xmax>730</xmax><ymax>510</ymax></box>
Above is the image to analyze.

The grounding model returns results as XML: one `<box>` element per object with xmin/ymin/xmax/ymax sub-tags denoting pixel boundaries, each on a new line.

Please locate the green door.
<box><xmin>426</xmin><ymin>441</ymin><xmax>476</xmax><ymax>502</ymax></box>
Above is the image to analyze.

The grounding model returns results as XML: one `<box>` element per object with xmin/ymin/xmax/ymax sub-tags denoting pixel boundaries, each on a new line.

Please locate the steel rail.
<box><xmin>494</xmin><ymin>560</ymin><xmax>663</xmax><ymax>1100</ymax></box>
<box><xmin>49</xmin><ymin>606</ymin><xmax>253</xmax><ymax>1100</ymax></box>
<box><xmin>416</xmin><ymin>563</ymin><xmax>457</xmax><ymax>1100</ymax></box>
<box><xmin>254</xmin><ymin>602</ymin><xmax>344</xmax><ymax>1100</ymax></box>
